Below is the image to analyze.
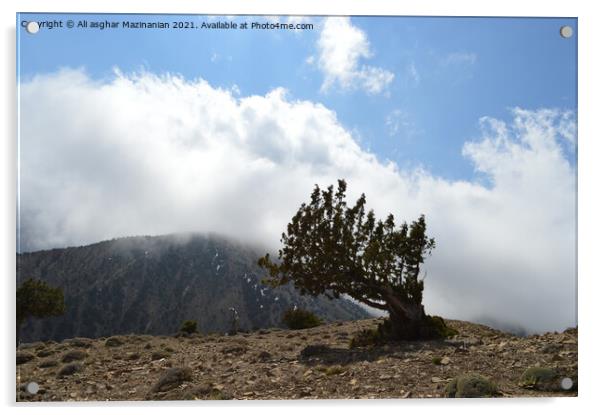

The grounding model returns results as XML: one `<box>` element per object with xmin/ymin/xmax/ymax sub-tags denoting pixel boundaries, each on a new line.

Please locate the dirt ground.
<box><xmin>16</xmin><ymin>318</ymin><xmax>578</xmax><ymax>401</ymax></box>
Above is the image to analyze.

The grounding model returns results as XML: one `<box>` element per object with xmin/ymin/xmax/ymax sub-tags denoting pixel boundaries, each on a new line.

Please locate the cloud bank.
<box><xmin>313</xmin><ymin>17</ymin><xmax>394</xmax><ymax>94</ymax></box>
<box><xmin>19</xmin><ymin>69</ymin><xmax>576</xmax><ymax>334</ymax></box>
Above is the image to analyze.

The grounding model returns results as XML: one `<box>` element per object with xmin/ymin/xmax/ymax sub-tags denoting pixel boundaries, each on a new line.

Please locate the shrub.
<box><xmin>180</xmin><ymin>320</ymin><xmax>198</xmax><ymax>334</ymax></box>
<box><xmin>519</xmin><ymin>367</ymin><xmax>561</xmax><ymax>391</ymax></box>
<box><xmin>282</xmin><ymin>308</ymin><xmax>323</xmax><ymax>330</ymax></box>
<box><xmin>445</xmin><ymin>373</ymin><xmax>497</xmax><ymax>398</ymax></box>
<box><xmin>426</xmin><ymin>315</ymin><xmax>459</xmax><ymax>338</ymax></box>
<box><xmin>150</xmin><ymin>367</ymin><xmax>193</xmax><ymax>393</ymax></box>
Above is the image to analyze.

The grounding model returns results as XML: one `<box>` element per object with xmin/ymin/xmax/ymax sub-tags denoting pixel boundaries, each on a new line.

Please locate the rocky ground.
<box><xmin>16</xmin><ymin>318</ymin><xmax>577</xmax><ymax>401</ymax></box>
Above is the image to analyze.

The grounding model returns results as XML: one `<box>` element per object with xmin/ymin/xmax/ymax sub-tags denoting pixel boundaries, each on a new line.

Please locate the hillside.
<box><xmin>16</xmin><ymin>234</ymin><xmax>369</xmax><ymax>342</ymax></box>
<box><xmin>16</xmin><ymin>318</ymin><xmax>577</xmax><ymax>401</ymax></box>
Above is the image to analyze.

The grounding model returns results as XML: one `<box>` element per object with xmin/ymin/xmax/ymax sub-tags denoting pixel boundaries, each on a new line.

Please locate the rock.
<box><xmin>65</xmin><ymin>337</ymin><xmax>93</xmax><ymax>348</ymax></box>
<box><xmin>257</xmin><ymin>351</ymin><xmax>272</xmax><ymax>362</ymax></box>
<box><xmin>151</xmin><ymin>350</ymin><xmax>171</xmax><ymax>361</ymax></box>
<box><xmin>150</xmin><ymin>367</ymin><xmax>193</xmax><ymax>393</ymax></box>
<box><xmin>16</xmin><ymin>352</ymin><xmax>36</xmax><ymax>365</ymax></box>
<box><xmin>57</xmin><ymin>363</ymin><xmax>83</xmax><ymax>378</ymax></box>
<box><xmin>36</xmin><ymin>349</ymin><xmax>55</xmax><ymax>358</ymax></box>
<box><xmin>431</xmin><ymin>376</ymin><xmax>445</xmax><ymax>383</ymax></box>
<box><xmin>441</xmin><ymin>356</ymin><xmax>451</xmax><ymax>365</ymax></box>
<box><xmin>39</xmin><ymin>359</ymin><xmax>59</xmax><ymax>368</ymax></box>
<box><xmin>445</xmin><ymin>374</ymin><xmax>497</xmax><ymax>398</ymax></box>
<box><xmin>61</xmin><ymin>350</ymin><xmax>88</xmax><ymax>363</ymax></box>
<box><xmin>540</xmin><ymin>343</ymin><xmax>561</xmax><ymax>354</ymax></box>
<box><xmin>221</xmin><ymin>345</ymin><xmax>247</xmax><ymax>355</ymax></box>
<box><xmin>519</xmin><ymin>367</ymin><xmax>561</xmax><ymax>391</ymax></box>
<box><xmin>105</xmin><ymin>336</ymin><xmax>125</xmax><ymax>347</ymax></box>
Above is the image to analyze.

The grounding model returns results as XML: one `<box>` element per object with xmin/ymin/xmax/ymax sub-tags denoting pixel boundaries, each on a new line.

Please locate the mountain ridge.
<box><xmin>17</xmin><ymin>233</ymin><xmax>370</xmax><ymax>342</ymax></box>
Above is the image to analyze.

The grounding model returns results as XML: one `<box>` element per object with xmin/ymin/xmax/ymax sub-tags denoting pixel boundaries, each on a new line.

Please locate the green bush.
<box><xmin>282</xmin><ymin>308</ymin><xmax>323</xmax><ymax>330</ymax></box>
<box><xmin>180</xmin><ymin>320</ymin><xmax>198</xmax><ymax>334</ymax></box>
<box><xmin>519</xmin><ymin>367</ymin><xmax>561</xmax><ymax>391</ymax></box>
<box><xmin>445</xmin><ymin>373</ymin><xmax>497</xmax><ymax>398</ymax></box>
<box><xmin>426</xmin><ymin>315</ymin><xmax>459</xmax><ymax>338</ymax></box>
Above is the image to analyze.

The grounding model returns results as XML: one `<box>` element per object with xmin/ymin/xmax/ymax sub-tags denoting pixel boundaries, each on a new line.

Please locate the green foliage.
<box><xmin>445</xmin><ymin>374</ymin><xmax>498</xmax><ymax>398</ymax></box>
<box><xmin>432</xmin><ymin>356</ymin><xmax>443</xmax><ymax>365</ymax></box>
<box><xmin>259</xmin><ymin>179</ymin><xmax>437</xmax><ymax>340</ymax></box>
<box><xmin>519</xmin><ymin>367</ymin><xmax>561</xmax><ymax>391</ymax></box>
<box><xmin>180</xmin><ymin>320</ymin><xmax>198</xmax><ymax>334</ymax></box>
<box><xmin>282</xmin><ymin>308</ymin><xmax>323</xmax><ymax>330</ymax></box>
<box><xmin>425</xmin><ymin>315</ymin><xmax>459</xmax><ymax>338</ymax></box>
<box><xmin>16</xmin><ymin>279</ymin><xmax>65</xmax><ymax>342</ymax></box>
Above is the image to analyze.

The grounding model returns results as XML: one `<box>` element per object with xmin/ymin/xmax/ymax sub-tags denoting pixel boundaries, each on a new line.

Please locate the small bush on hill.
<box><xmin>282</xmin><ymin>308</ymin><xmax>323</xmax><ymax>330</ymax></box>
<box><xmin>180</xmin><ymin>320</ymin><xmax>198</xmax><ymax>334</ymax></box>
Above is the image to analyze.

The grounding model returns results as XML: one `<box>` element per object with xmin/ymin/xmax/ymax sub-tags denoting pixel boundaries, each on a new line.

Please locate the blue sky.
<box><xmin>18</xmin><ymin>14</ymin><xmax>576</xmax><ymax>182</ymax></box>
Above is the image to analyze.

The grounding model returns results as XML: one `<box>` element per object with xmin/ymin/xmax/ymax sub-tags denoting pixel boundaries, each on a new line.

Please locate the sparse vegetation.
<box><xmin>15</xmin><ymin>318</ymin><xmax>578</xmax><ymax>401</ymax></box>
<box><xmin>179</xmin><ymin>320</ymin><xmax>198</xmax><ymax>334</ymax></box>
<box><xmin>282</xmin><ymin>308</ymin><xmax>323</xmax><ymax>330</ymax></box>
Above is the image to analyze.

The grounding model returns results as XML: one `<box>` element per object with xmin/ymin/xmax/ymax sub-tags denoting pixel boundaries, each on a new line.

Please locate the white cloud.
<box><xmin>314</xmin><ymin>17</ymin><xmax>394</xmax><ymax>95</ymax></box>
<box><xmin>19</xmin><ymin>69</ymin><xmax>576</xmax><ymax>334</ymax></box>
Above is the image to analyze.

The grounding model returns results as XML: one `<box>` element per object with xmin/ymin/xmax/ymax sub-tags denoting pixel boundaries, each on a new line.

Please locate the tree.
<box><xmin>16</xmin><ymin>278</ymin><xmax>65</xmax><ymax>345</ymax></box>
<box><xmin>258</xmin><ymin>179</ymin><xmax>446</xmax><ymax>340</ymax></box>
<box><xmin>179</xmin><ymin>319</ymin><xmax>198</xmax><ymax>334</ymax></box>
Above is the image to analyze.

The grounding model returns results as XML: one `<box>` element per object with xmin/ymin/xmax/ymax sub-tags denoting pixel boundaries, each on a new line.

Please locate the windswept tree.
<box><xmin>16</xmin><ymin>278</ymin><xmax>65</xmax><ymax>344</ymax></box>
<box><xmin>259</xmin><ymin>179</ymin><xmax>448</xmax><ymax>340</ymax></box>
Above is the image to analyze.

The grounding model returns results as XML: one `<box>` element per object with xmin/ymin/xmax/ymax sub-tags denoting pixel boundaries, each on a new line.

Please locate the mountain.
<box><xmin>16</xmin><ymin>234</ymin><xmax>371</xmax><ymax>342</ymax></box>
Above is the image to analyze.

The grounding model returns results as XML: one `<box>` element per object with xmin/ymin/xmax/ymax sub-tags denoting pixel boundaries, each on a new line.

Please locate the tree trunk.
<box><xmin>382</xmin><ymin>288</ymin><xmax>439</xmax><ymax>340</ymax></box>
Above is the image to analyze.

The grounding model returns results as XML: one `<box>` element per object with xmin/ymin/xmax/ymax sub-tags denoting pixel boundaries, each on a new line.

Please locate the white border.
<box><xmin>2</xmin><ymin>1</ymin><xmax>600</xmax><ymax>415</ymax></box>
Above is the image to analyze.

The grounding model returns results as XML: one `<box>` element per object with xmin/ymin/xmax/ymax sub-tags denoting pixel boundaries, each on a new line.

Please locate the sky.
<box><xmin>17</xmin><ymin>13</ymin><xmax>577</xmax><ymax>333</ymax></box>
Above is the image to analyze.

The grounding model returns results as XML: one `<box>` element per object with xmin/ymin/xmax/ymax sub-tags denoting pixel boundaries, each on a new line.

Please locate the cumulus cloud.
<box><xmin>19</xmin><ymin>69</ymin><xmax>576</xmax><ymax>334</ymax></box>
<box><xmin>313</xmin><ymin>17</ymin><xmax>394</xmax><ymax>94</ymax></box>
